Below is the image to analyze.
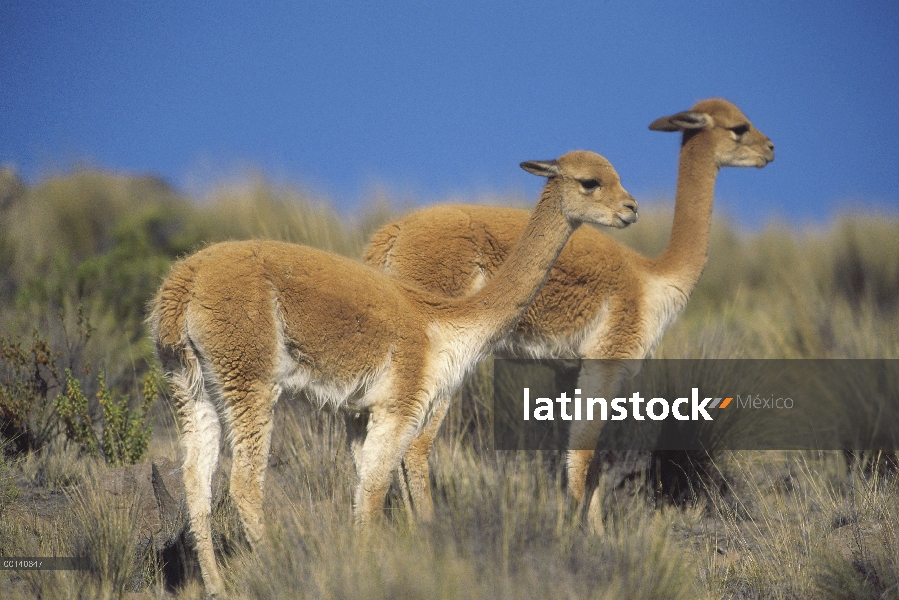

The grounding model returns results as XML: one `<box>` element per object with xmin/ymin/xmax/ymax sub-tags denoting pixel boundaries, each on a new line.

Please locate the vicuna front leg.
<box><xmin>566</xmin><ymin>359</ymin><xmax>630</xmax><ymax>531</ymax></box>
<box><xmin>354</xmin><ymin>406</ymin><xmax>422</xmax><ymax>528</ymax></box>
<box><xmin>225</xmin><ymin>383</ymin><xmax>279</xmax><ymax>550</ymax></box>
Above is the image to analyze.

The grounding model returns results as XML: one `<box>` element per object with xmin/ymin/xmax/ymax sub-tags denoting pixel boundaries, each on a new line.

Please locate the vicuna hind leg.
<box><xmin>170</xmin><ymin>366</ymin><xmax>224</xmax><ymax>596</ymax></box>
<box><xmin>224</xmin><ymin>383</ymin><xmax>280</xmax><ymax>550</ymax></box>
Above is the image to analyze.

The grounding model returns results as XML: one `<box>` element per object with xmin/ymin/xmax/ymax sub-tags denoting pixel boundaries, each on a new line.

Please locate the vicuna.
<box><xmin>149</xmin><ymin>150</ymin><xmax>637</xmax><ymax>596</ymax></box>
<box><xmin>365</xmin><ymin>99</ymin><xmax>774</xmax><ymax>524</ymax></box>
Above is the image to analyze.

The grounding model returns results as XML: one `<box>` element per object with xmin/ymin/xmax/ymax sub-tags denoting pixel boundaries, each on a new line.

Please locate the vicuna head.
<box><xmin>649</xmin><ymin>98</ymin><xmax>775</xmax><ymax>169</ymax></box>
<box><xmin>521</xmin><ymin>150</ymin><xmax>638</xmax><ymax>228</ymax></box>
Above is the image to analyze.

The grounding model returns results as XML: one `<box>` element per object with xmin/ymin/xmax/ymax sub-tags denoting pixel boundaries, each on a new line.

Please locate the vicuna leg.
<box><xmin>396</xmin><ymin>394</ymin><xmax>451</xmax><ymax>522</ymax></box>
<box><xmin>172</xmin><ymin>371</ymin><xmax>224</xmax><ymax>596</ymax></box>
<box><xmin>225</xmin><ymin>383</ymin><xmax>280</xmax><ymax>550</ymax></box>
<box><xmin>566</xmin><ymin>360</ymin><xmax>629</xmax><ymax>532</ymax></box>
<box><xmin>567</xmin><ymin>427</ymin><xmax>604</xmax><ymax>504</ymax></box>
<box><xmin>354</xmin><ymin>406</ymin><xmax>421</xmax><ymax>528</ymax></box>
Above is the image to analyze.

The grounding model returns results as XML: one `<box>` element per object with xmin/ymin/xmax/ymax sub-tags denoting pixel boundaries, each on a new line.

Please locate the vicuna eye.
<box><xmin>580</xmin><ymin>179</ymin><xmax>601</xmax><ymax>191</ymax></box>
<box><xmin>730</xmin><ymin>124</ymin><xmax>750</xmax><ymax>137</ymax></box>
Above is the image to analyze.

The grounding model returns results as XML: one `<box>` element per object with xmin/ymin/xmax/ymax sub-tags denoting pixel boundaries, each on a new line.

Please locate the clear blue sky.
<box><xmin>2</xmin><ymin>1</ymin><xmax>897</xmax><ymax>227</ymax></box>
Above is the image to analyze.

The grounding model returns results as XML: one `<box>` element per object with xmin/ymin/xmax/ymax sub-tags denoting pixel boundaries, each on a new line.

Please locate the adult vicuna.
<box><xmin>365</xmin><ymin>98</ymin><xmax>774</xmax><ymax>521</ymax></box>
<box><xmin>149</xmin><ymin>150</ymin><xmax>637</xmax><ymax>596</ymax></box>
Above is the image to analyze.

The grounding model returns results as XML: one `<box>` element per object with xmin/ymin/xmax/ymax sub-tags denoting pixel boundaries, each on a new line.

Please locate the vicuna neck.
<box><xmin>446</xmin><ymin>185</ymin><xmax>575</xmax><ymax>337</ymax></box>
<box><xmin>652</xmin><ymin>131</ymin><xmax>720</xmax><ymax>288</ymax></box>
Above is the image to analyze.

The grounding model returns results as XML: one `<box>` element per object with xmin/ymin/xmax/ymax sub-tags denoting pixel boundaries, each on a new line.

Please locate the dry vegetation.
<box><xmin>1</xmin><ymin>166</ymin><xmax>898</xmax><ymax>598</ymax></box>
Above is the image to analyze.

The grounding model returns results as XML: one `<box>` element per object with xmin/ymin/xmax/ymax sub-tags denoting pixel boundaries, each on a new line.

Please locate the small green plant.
<box><xmin>96</xmin><ymin>372</ymin><xmax>156</xmax><ymax>466</ymax></box>
<box><xmin>54</xmin><ymin>370</ymin><xmax>98</xmax><ymax>458</ymax></box>
<box><xmin>55</xmin><ymin>370</ymin><xmax>156</xmax><ymax>466</ymax></box>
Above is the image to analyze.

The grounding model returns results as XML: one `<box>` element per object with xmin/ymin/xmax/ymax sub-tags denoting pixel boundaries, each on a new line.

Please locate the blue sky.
<box><xmin>2</xmin><ymin>1</ymin><xmax>897</xmax><ymax>227</ymax></box>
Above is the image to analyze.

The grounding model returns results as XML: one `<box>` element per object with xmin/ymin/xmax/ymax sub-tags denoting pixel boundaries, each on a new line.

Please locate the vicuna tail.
<box><xmin>148</xmin><ymin>262</ymin><xmax>206</xmax><ymax>407</ymax></box>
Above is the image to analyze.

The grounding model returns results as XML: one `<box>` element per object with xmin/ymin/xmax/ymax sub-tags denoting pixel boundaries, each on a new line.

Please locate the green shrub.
<box><xmin>96</xmin><ymin>373</ymin><xmax>156</xmax><ymax>466</ymax></box>
<box><xmin>54</xmin><ymin>370</ymin><xmax>98</xmax><ymax>458</ymax></box>
<box><xmin>55</xmin><ymin>370</ymin><xmax>156</xmax><ymax>466</ymax></box>
<box><xmin>0</xmin><ymin>317</ymin><xmax>156</xmax><ymax>465</ymax></box>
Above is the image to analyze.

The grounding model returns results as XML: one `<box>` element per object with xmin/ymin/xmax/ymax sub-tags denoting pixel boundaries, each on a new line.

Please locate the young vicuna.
<box><xmin>366</xmin><ymin>99</ymin><xmax>774</xmax><ymax>521</ymax></box>
<box><xmin>149</xmin><ymin>150</ymin><xmax>637</xmax><ymax>596</ymax></box>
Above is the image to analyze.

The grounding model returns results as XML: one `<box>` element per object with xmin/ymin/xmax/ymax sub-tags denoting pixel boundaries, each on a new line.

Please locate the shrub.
<box><xmin>55</xmin><ymin>370</ymin><xmax>156</xmax><ymax>466</ymax></box>
<box><xmin>0</xmin><ymin>332</ymin><xmax>62</xmax><ymax>455</ymax></box>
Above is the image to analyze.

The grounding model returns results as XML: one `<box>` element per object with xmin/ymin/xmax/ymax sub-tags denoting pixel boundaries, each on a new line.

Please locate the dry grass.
<box><xmin>219</xmin><ymin>401</ymin><xmax>701</xmax><ymax>600</ymax></box>
<box><xmin>0</xmin><ymin>168</ymin><xmax>897</xmax><ymax>598</ymax></box>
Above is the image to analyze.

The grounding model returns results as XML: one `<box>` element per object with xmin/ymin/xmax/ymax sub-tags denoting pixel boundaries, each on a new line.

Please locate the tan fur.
<box><xmin>149</xmin><ymin>150</ymin><xmax>636</xmax><ymax>596</ymax></box>
<box><xmin>364</xmin><ymin>99</ymin><xmax>774</xmax><ymax>520</ymax></box>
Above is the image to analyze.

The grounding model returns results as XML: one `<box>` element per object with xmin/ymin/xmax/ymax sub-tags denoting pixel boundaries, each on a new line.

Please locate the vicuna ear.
<box><xmin>520</xmin><ymin>160</ymin><xmax>561</xmax><ymax>178</ymax></box>
<box><xmin>648</xmin><ymin>111</ymin><xmax>712</xmax><ymax>132</ymax></box>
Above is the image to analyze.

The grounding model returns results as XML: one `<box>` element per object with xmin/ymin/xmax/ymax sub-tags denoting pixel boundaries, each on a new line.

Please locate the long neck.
<box><xmin>652</xmin><ymin>131</ymin><xmax>720</xmax><ymax>288</ymax></box>
<box><xmin>445</xmin><ymin>185</ymin><xmax>575</xmax><ymax>337</ymax></box>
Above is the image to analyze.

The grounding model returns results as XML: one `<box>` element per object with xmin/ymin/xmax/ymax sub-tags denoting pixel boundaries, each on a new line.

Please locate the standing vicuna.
<box><xmin>365</xmin><ymin>99</ymin><xmax>774</xmax><ymax>523</ymax></box>
<box><xmin>149</xmin><ymin>150</ymin><xmax>637</xmax><ymax>596</ymax></box>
